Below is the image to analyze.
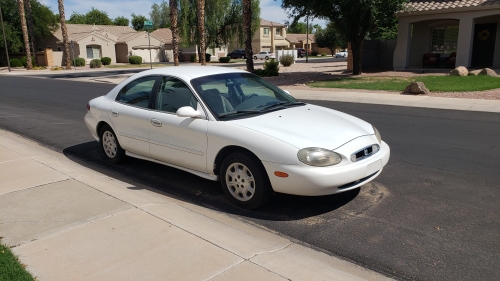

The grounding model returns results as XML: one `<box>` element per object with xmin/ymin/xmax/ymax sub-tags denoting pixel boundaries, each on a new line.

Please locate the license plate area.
<box><xmin>366</xmin><ymin>160</ymin><xmax>382</xmax><ymax>176</ymax></box>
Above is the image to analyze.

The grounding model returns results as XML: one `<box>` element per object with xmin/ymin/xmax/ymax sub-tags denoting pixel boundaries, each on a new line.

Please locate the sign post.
<box><xmin>144</xmin><ymin>21</ymin><xmax>153</xmax><ymax>69</ymax></box>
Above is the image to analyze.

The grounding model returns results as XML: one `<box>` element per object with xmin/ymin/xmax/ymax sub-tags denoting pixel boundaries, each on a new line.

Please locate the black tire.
<box><xmin>220</xmin><ymin>152</ymin><xmax>273</xmax><ymax>209</ymax></box>
<box><xmin>100</xmin><ymin>124</ymin><xmax>125</xmax><ymax>164</ymax></box>
<box><xmin>253</xmin><ymin>56</ymin><xmax>257</xmax><ymax>60</ymax></box>
<box><xmin>265</xmin><ymin>56</ymin><xmax>269</xmax><ymax>60</ymax></box>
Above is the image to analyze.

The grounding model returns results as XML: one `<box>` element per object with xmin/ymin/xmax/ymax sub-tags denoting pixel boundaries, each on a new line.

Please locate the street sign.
<box><xmin>144</xmin><ymin>21</ymin><xmax>153</xmax><ymax>29</ymax></box>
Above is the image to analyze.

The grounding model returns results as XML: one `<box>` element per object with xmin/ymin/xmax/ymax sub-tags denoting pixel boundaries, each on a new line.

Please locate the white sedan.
<box><xmin>84</xmin><ymin>66</ymin><xmax>390</xmax><ymax>209</ymax></box>
<box><xmin>253</xmin><ymin>52</ymin><xmax>275</xmax><ymax>60</ymax></box>
<box><xmin>335</xmin><ymin>51</ymin><xmax>348</xmax><ymax>58</ymax></box>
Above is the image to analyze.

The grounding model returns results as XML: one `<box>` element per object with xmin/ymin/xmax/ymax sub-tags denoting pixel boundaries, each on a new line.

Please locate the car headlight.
<box><xmin>297</xmin><ymin>148</ymin><xmax>342</xmax><ymax>167</ymax></box>
<box><xmin>373</xmin><ymin>126</ymin><xmax>381</xmax><ymax>143</ymax></box>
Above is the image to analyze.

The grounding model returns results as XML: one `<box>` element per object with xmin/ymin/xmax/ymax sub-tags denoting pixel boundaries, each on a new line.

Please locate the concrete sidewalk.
<box><xmin>0</xmin><ymin>129</ymin><xmax>391</xmax><ymax>281</ymax></box>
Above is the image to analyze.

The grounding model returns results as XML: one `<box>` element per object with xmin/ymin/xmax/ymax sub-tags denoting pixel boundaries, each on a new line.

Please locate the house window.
<box><xmin>431</xmin><ymin>26</ymin><xmax>458</xmax><ymax>54</ymax></box>
<box><xmin>86</xmin><ymin>46</ymin><xmax>101</xmax><ymax>59</ymax></box>
<box><xmin>276</xmin><ymin>28</ymin><xmax>281</xmax><ymax>36</ymax></box>
<box><xmin>263</xmin><ymin>28</ymin><xmax>269</xmax><ymax>36</ymax></box>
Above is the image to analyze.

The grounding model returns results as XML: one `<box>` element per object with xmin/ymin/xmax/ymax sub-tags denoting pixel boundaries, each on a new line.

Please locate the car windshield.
<box><xmin>191</xmin><ymin>72</ymin><xmax>303</xmax><ymax>119</ymax></box>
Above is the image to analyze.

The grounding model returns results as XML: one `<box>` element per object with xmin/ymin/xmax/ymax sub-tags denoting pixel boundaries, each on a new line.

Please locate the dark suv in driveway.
<box><xmin>296</xmin><ymin>48</ymin><xmax>306</xmax><ymax>58</ymax></box>
<box><xmin>228</xmin><ymin>49</ymin><xmax>246</xmax><ymax>59</ymax></box>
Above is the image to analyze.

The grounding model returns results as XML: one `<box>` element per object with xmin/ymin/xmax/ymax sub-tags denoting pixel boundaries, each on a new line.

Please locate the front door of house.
<box><xmin>471</xmin><ymin>23</ymin><xmax>497</xmax><ymax>67</ymax></box>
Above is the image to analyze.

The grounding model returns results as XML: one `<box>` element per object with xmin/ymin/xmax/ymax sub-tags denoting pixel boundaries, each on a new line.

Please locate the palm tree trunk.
<box><xmin>24</xmin><ymin>0</ymin><xmax>36</xmax><ymax>56</ymax></box>
<box><xmin>197</xmin><ymin>0</ymin><xmax>206</xmax><ymax>65</ymax></box>
<box><xmin>170</xmin><ymin>0</ymin><xmax>179</xmax><ymax>66</ymax></box>
<box><xmin>57</xmin><ymin>0</ymin><xmax>71</xmax><ymax>69</ymax></box>
<box><xmin>17</xmin><ymin>0</ymin><xmax>32</xmax><ymax>70</ymax></box>
<box><xmin>242</xmin><ymin>0</ymin><xmax>254</xmax><ymax>72</ymax></box>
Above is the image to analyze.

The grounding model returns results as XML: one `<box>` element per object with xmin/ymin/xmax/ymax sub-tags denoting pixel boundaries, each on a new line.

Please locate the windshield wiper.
<box><xmin>257</xmin><ymin>101</ymin><xmax>305</xmax><ymax>111</ymax></box>
<box><xmin>218</xmin><ymin>109</ymin><xmax>261</xmax><ymax>118</ymax></box>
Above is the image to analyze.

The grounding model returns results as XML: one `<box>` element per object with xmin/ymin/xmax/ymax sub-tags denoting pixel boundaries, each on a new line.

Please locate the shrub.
<box><xmin>190</xmin><ymin>54</ymin><xmax>196</xmax><ymax>62</ymax></box>
<box><xmin>205</xmin><ymin>53</ymin><xmax>211</xmax><ymax>63</ymax></box>
<box><xmin>10</xmin><ymin>58</ymin><xmax>23</xmax><ymax>67</ymax></box>
<box><xmin>90</xmin><ymin>59</ymin><xmax>102</xmax><ymax>68</ymax></box>
<box><xmin>101</xmin><ymin>57</ymin><xmax>112</xmax><ymax>65</ymax></box>
<box><xmin>311</xmin><ymin>50</ymin><xmax>318</xmax><ymax>56</ymax></box>
<box><xmin>33</xmin><ymin>66</ymin><xmax>47</xmax><ymax>70</ymax></box>
<box><xmin>219</xmin><ymin>56</ymin><xmax>231</xmax><ymax>63</ymax></box>
<box><xmin>279</xmin><ymin>54</ymin><xmax>294</xmax><ymax>67</ymax></box>
<box><xmin>254</xmin><ymin>59</ymin><xmax>279</xmax><ymax>77</ymax></box>
<box><xmin>128</xmin><ymin>55</ymin><xmax>142</xmax><ymax>64</ymax></box>
<box><xmin>72</xmin><ymin>58</ymin><xmax>85</xmax><ymax>66</ymax></box>
<box><xmin>21</xmin><ymin>56</ymin><xmax>36</xmax><ymax>67</ymax></box>
<box><xmin>321</xmin><ymin>52</ymin><xmax>327</xmax><ymax>56</ymax></box>
<box><xmin>50</xmin><ymin>66</ymin><xmax>63</xmax><ymax>71</ymax></box>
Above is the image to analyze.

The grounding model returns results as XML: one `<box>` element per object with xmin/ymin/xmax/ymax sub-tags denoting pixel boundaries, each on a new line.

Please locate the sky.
<box><xmin>40</xmin><ymin>0</ymin><xmax>327</xmax><ymax>29</ymax></box>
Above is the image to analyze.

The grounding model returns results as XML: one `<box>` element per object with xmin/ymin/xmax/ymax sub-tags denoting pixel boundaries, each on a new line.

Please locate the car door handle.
<box><xmin>111</xmin><ymin>109</ymin><xmax>119</xmax><ymax>117</ymax></box>
<box><xmin>150</xmin><ymin>119</ymin><xmax>162</xmax><ymax>127</ymax></box>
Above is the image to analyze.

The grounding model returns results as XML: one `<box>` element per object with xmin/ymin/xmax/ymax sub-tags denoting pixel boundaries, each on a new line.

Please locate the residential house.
<box><xmin>150</xmin><ymin>28</ymin><xmax>227</xmax><ymax>61</ymax></box>
<box><xmin>229</xmin><ymin>19</ymin><xmax>290</xmax><ymax>53</ymax></box>
<box><xmin>39</xmin><ymin>24</ymin><xmax>166</xmax><ymax>65</ymax></box>
<box><xmin>286</xmin><ymin>33</ymin><xmax>314</xmax><ymax>50</ymax></box>
<box><xmin>393</xmin><ymin>0</ymin><xmax>500</xmax><ymax>70</ymax></box>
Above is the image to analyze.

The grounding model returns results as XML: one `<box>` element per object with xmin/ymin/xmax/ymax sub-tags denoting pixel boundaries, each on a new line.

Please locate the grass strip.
<box><xmin>0</xmin><ymin>239</ymin><xmax>35</xmax><ymax>281</ymax></box>
<box><xmin>307</xmin><ymin>75</ymin><xmax>500</xmax><ymax>92</ymax></box>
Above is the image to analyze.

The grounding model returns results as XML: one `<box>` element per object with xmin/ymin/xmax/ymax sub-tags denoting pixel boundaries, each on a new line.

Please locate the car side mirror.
<box><xmin>176</xmin><ymin>106</ymin><xmax>205</xmax><ymax>119</ymax></box>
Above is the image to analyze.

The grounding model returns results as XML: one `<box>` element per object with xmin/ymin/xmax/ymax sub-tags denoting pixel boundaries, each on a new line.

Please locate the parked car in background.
<box><xmin>253</xmin><ymin>52</ymin><xmax>275</xmax><ymax>60</ymax></box>
<box><xmin>335</xmin><ymin>51</ymin><xmax>348</xmax><ymax>58</ymax></box>
<box><xmin>296</xmin><ymin>48</ymin><xmax>306</xmax><ymax>58</ymax></box>
<box><xmin>228</xmin><ymin>50</ymin><xmax>246</xmax><ymax>59</ymax></box>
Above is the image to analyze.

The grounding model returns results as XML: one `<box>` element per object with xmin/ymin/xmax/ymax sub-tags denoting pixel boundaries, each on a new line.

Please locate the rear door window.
<box><xmin>116</xmin><ymin>76</ymin><xmax>158</xmax><ymax>108</ymax></box>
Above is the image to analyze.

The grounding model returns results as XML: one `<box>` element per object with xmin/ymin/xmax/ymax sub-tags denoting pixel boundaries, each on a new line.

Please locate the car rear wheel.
<box><xmin>100</xmin><ymin>124</ymin><xmax>125</xmax><ymax>164</ymax></box>
<box><xmin>265</xmin><ymin>56</ymin><xmax>269</xmax><ymax>60</ymax></box>
<box><xmin>220</xmin><ymin>152</ymin><xmax>273</xmax><ymax>209</ymax></box>
<box><xmin>253</xmin><ymin>56</ymin><xmax>257</xmax><ymax>60</ymax></box>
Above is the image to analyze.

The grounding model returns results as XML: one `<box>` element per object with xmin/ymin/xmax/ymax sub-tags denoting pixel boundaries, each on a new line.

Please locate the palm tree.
<box><xmin>170</xmin><ymin>0</ymin><xmax>179</xmax><ymax>66</ymax></box>
<box><xmin>17</xmin><ymin>0</ymin><xmax>32</xmax><ymax>70</ymax></box>
<box><xmin>197</xmin><ymin>0</ymin><xmax>206</xmax><ymax>65</ymax></box>
<box><xmin>242</xmin><ymin>0</ymin><xmax>254</xmax><ymax>72</ymax></box>
<box><xmin>24</xmin><ymin>0</ymin><xmax>36</xmax><ymax>55</ymax></box>
<box><xmin>57</xmin><ymin>0</ymin><xmax>71</xmax><ymax>69</ymax></box>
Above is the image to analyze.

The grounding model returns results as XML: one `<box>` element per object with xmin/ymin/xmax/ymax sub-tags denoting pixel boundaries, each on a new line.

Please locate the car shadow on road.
<box><xmin>63</xmin><ymin>141</ymin><xmax>359</xmax><ymax>221</ymax></box>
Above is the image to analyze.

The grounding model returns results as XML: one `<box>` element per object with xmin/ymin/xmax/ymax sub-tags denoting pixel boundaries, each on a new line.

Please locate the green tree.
<box><xmin>314</xmin><ymin>22</ymin><xmax>345</xmax><ymax>56</ymax></box>
<box><xmin>178</xmin><ymin>0</ymin><xmax>260</xmax><ymax>53</ymax></box>
<box><xmin>68</xmin><ymin>8</ymin><xmax>113</xmax><ymax>25</ymax></box>
<box><xmin>150</xmin><ymin>1</ymin><xmax>169</xmax><ymax>29</ymax></box>
<box><xmin>131</xmin><ymin>13</ymin><xmax>148</xmax><ymax>31</ymax></box>
<box><xmin>68</xmin><ymin>12</ymin><xmax>86</xmax><ymax>24</ymax></box>
<box><xmin>282</xmin><ymin>0</ymin><xmax>407</xmax><ymax>75</ymax></box>
<box><xmin>0</xmin><ymin>0</ymin><xmax>58</xmax><ymax>65</ymax></box>
<box><xmin>286</xmin><ymin>21</ymin><xmax>312</xmax><ymax>34</ymax></box>
<box><xmin>84</xmin><ymin>7</ymin><xmax>113</xmax><ymax>25</ymax></box>
<box><xmin>113</xmin><ymin>16</ymin><xmax>129</xmax><ymax>26</ymax></box>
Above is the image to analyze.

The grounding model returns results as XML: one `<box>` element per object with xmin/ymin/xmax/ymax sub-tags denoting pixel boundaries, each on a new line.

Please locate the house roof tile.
<box><xmin>151</xmin><ymin>28</ymin><xmax>173</xmax><ymax>44</ymax></box>
<box><xmin>286</xmin><ymin>33</ymin><xmax>315</xmax><ymax>43</ymax></box>
<box><xmin>260</xmin><ymin>19</ymin><xmax>285</xmax><ymax>27</ymax></box>
<box><xmin>404</xmin><ymin>0</ymin><xmax>500</xmax><ymax>12</ymax></box>
<box><xmin>52</xmin><ymin>24</ymin><xmax>145</xmax><ymax>43</ymax></box>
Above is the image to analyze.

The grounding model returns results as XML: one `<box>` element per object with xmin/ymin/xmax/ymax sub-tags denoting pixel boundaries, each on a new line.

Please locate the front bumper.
<box><xmin>262</xmin><ymin>140</ymin><xmax>390</xmax><ymax>196</ymax></box>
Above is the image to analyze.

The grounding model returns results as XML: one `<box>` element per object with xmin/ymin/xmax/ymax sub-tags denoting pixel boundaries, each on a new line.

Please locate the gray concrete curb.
<box><xmin>0</xmin><ymin>129</ymin><xmax>393</xmax><ymax>281</ymax></box>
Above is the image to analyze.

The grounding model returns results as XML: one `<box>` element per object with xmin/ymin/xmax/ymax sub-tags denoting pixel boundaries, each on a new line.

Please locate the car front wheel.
<box><xmin>220</xmin><ymin>152</ymin><xmax>273</xmax><ymax>209</ymax></box>
<box><xmin>253</xmin><ymin>56</ymin><xmax>257</xmax><ymax>60</ymax></box>
<box><xmin>100</xmin><ymin>124</ymin><xmax>125</xmax><ymax>164</ymax></box>
<box><xmin>265</xmin><ymin>56</ymin><xmax>269</xmax><ymax>60</ymax></box>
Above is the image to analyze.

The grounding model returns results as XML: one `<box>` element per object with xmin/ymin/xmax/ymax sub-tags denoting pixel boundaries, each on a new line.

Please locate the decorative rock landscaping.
<box><xmin>451</xmin><ymin>66</ymin><xmax>498</xmax><ymax>77</ymax></box>
<box><xmin>403</xmin><ymin>82</ymin><xmax>430</xmax><ymax>95</ymax></box>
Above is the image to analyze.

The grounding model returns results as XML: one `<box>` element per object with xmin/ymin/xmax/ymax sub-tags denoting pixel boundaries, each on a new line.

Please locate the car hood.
<box><xmin>229</xmin><ymin>104</ymin><xmax>374</xmax><ymax>150</ymax></box>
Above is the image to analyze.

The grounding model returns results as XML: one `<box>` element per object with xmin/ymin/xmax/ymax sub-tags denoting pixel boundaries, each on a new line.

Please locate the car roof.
<box><xmin>132</xmin><ymin>66</ymin><xmax>248</xmax><ymax>80</ymax></box>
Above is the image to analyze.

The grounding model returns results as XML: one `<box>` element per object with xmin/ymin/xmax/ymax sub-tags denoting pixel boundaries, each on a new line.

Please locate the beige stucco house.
<box><xmin>393</xmin><ymin>0</ymin><xmax>500</xmax><ymax>70</ymax></box>
<box><xmin>39</xmin><ymin>24</ymin><xmax>166</xmax><ymax>65</ymax></box>
<box><xmin>229</xmin><ymin>19</ymin><xmax>290</xmax><ymax>53</ymax></box>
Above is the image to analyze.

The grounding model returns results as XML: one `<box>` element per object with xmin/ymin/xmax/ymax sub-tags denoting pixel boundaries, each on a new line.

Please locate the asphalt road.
<box><xmin>1</xmin><ymin>76</ymin><xmax>499</xmax><ymax>281</ymax></box>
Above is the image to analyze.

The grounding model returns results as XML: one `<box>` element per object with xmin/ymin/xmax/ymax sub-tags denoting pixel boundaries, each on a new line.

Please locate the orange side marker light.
<box><xmin>274</xmin><ymin>171</ymin><xmax>289</xmax><ymax>178</ymax></box>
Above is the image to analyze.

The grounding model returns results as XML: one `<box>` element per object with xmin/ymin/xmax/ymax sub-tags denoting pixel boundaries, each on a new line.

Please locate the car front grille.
<box><xmin>350</xmin><ymin>144</ymin><xmax>380</xmax><ymax>162</ymax></box>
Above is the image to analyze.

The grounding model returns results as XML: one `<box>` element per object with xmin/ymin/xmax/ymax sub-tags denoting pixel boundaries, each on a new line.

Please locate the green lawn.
<box><xmin>307</xmin><ymin>76</ymin><xmax>500</xmax><ymax>92</ymax></box>
<box><xmin>0</xmin><ymin>240</ymin><xmax>35</xmax><ymax>281</ymax></box>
